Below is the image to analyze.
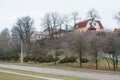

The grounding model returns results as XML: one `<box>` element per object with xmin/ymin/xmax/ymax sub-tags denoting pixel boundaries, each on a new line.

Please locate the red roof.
<box><xmin>96</xmin><ymin>20</ymin><xmax>104</xmax><ymax>29</ymax></box>
<box><xmin>74</xmin><ymin>19</ymin><xmax>104</xmax><ymax>29</ymax></box>
<box><xmin>74</xmin><ymin>20</ymin><xmax>89</xmax><ymax>28</ymax></box>
<box><xmin>114</xmin><ymin>28</ymin><xmax>120</xmax><ymax>32</ymax></box>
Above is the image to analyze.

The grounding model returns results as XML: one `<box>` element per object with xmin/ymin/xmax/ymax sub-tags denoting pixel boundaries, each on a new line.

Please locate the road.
<box><xmin>0</xmin><ymin>64</ymin><xmax>120</xmax><ymax>80</ymax></box>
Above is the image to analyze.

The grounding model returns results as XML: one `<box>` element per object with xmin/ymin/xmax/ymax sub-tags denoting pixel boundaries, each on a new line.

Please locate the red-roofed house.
<box><xmin>114</xmin><ymin>28</ymin><xmax>120</xmax><ymax>32</ymax></box>
<box><xmin>74</xmin><ymin>19</ymin><xmax>104</xmax><ymax>32</ymax></box>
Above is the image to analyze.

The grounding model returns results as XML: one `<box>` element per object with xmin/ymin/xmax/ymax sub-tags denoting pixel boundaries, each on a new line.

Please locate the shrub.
<box><xmin>45</xmin><ymin>55</ymin><xmax>59</xmax><ymax>62</ymax></box>
<box><xmin>24</xmin><ymin>56</ymin><xmax>31</xmax><ymax>62</ymax></box>
<box><xmin>0</xmin><ymin>54</ymin><xmax>19</xmax><ymax>62</ymax></box>
<box><xmin>24</xmin><ymin>54</ymin><xmax>60</xmax><ymax>63</ymax></box>
<box><xmin>45</xmin><ymin>55</ymin><xmax>54</xmax><ymax>62</ymax></box>
<box><xmin>55</xmin><ymin>50</ymin><xmax>64</xmax><ymax>56</ymax></box>
<box><xmin>11</xmin><ymin>55</ymin><xmax>19</xmax><ymax>61</ymax></box>
<box><xmin>37</xmin><ymin>57</ymin><xmax>45</xmax><ymax>63</ymax></box>
<box><xmin>59</xmin><ymin>58</ymin><xmax>66</xmax><ymax>63</ymax></box>
<box><xmin>82</xmin><ymin>58</ymin><xmax>89</xmax><ymax>63</ymax></box>
<box><xmin>59</xmin><ymin>56</ymin><xmax>77</xmax><ymax>63</ymax></box>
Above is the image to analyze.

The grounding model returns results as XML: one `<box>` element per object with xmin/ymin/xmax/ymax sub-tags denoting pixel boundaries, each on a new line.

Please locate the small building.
<box><xmin>114</xmin><ymin>28</ymin><xmax>120</xmax><ymax>32</ymax></box>
<box><xmin>31</xmin><ymin>28</ymin><xmax>67</xmax><ymax>42</ymax></box>
<box><xmin>53</xmin><ymin>29</ymin><xmax>66</xmax><ymax>38</ymax></box>
<box><xmin>74</xmin><ymin>19</ymin><xmax>104</xmax><ymax>32</ymax></box>
<box><xmin>31</xmin><ymin>31</ymin><xmax>48</xmax><ymax>42</ymax></box>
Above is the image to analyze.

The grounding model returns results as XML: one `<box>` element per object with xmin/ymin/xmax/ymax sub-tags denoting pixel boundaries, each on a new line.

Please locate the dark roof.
<box><xmin>74</xmin><ymin>19</ymin><xmax>104</xmax><ymax>29</ymax></box>
<box><xmin>53</xmin><ymin>29</ymin><xmax>66</xmax><ymax>34</ymax></box>
<box><xmin>43</xmin><ymin>28</ymin><xmax>57</xmax><ymax>32</ymax></box>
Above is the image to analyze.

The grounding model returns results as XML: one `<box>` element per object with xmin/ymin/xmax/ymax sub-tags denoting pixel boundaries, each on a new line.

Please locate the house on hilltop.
<box><xmin>31</xmin><ymin>28</ymin><xmax>67</xmax><ymax>41</ymax></box>
<box><xmin>114</xmin><ymin>28</ymin><xmax>120</xmax><ymax>32</ymax></box>
<box><xmin>31</xmin><ymin>31</ymin><xmax>46</xmax><ymax>42</ymax></box>
<box><xmin>74</xmin><ymin>19</ymin><xmax>104</xmax><ymax>32</ymax></box>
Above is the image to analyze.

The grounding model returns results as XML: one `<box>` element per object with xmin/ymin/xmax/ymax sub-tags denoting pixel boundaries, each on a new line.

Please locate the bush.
<box><xmin>24</xmin><ymin>56</ymin><xmax>32</xmax><ymax>62</ymax></box>
<box><xmin>45</xmin><ymin>55</ymin><xmax>54</xmax><ymax>62</ymax></box>
<box><xmin>41</xmin><ymin>55</ymin><xmax>59</xmax><ymax>63</ymax></box>
<box><xmin>11</xmin><ymin>55</ymin><xmax>19</xmax><ymax>61</ymax></box>
<box><xmin>24</xmin><ymin>54</ymin><xmax>60</xmax><ymax>63</ymax></box>
<box><xmin>23</xmin><ymin>49</ymin><xmax>60</xmax><ymax>63</ymax></box>
<box><xmin>27</xmin><ymin>50</ymin><xmax>47</xmax><ymax>63</ymax></box>
<box><xmin>37</xmin><ymin>57</ymin><xmax>45</xmax><ymax>63</ymax></box>
<box><xmin>59</xmin><ymin>58</ymin><xmax>67</xmax><ymax>63</ymax></box>
<box><xmin>0</xmin><ymin>54</ymin><xmax>19</xmax><ymax>62</ymax></box>
<box><xmin>55</xmin><ymin>50</ymin><xmax>64</xmax><ymax>56</ymax></box>
<box><xmin>82</xmin><ymin>58</ymin><xmax>89</xmax><ymax>63</ymax></box>
<box><xmin>59</xmin><ymin>56</ymin><xmax>77</xmax><ymax>63</ymax></box>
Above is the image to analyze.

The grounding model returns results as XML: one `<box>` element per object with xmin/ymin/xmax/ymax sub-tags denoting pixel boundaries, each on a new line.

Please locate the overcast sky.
<box><xmin>0</xmin><ymin>0</ymin><xmax>120</xmax><ymax>31</ymax></box>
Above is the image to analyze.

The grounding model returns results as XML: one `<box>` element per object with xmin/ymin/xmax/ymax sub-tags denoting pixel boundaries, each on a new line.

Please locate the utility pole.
<box><xmin>21</xmin><ymin>39</ymin><xmax>23</xmax><ymax>64</ymax></box>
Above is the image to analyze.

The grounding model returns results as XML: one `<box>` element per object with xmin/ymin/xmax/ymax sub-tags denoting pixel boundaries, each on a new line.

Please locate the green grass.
<box><xmin>0</xmin><ymin>67</ymin><xmax>94</xmax><ymax>80</ymax></box>
<box><xmin>0</xmin><ymin>72</ymin><xmax>44</xmax><ymax>80</ymax></box>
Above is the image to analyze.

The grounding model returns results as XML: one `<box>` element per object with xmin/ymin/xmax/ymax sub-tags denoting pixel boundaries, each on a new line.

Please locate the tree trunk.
<box><xmin>53</xmin><ymin>50</ymin><xmax>57</xmax><ymax>65</ymax></box>
<box><xmin>66</xmin><ymin>56</ymin><xmax>68</xmax><ymax>66</ymax></box>
<box><xmin>113</xmin><ymin>62</ymin><xmax>116</xmax><ymax>71</ymax></box>
<box><xmin>106</xmin><ymin>58</ymin><xmax>111</xmax><ymax>70</ymax></box>
<box><xmin>54</xmin><ymin>57</ymin><xmax>56</xmax><ymax>65</ymax></box>
<box><xmin>95</xmin><ymin>58</ymin><xmax>98</xmax><ymax>70</ymax></box>
<box><xmin>112</xmin><ymin>56</ymin><xmax>117</xmax><ymax>71</ymax></box>
<box><xmin>79</xmin><ymin>49</ymin><xmax>82</xmax><ymax>68</ymax></box>
<box><xmin>115</xmin><ymin>56</ymin><xmax>118</xmax><ymax>69</ymax></box>
<box><xmin>95</xmin><ymin>53</ymin><xmax>98</xmax><ymax>70</ymax></box>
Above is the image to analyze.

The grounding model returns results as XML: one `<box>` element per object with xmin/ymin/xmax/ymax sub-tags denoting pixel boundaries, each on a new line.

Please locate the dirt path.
<box><xmin>0</xmin><ymin>64</ymin><xmax>120</xmax><ymax>80</ymax></box>
<box><xmin>0</xmin><ymin>70</ymin><xmax>63</xmax><ymax>80</ymax></box>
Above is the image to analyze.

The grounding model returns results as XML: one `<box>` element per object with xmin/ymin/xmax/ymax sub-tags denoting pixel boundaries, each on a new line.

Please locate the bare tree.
<box><xmin>45</xmin><ymin>38</ymin><xmax>61</xmax><ymax>65</ymax></box>
<box><xmin>87</xmin><ymin>8</ymin><xmax>101</xmax><ymax>28</ymax></box>
<box><xmin>42</xmin><ymin>12</ymin><xmax>60</xmax><ymax>39</ymax></box>
<box><xmin>51</xmin><ymin>12</ymin><xmax>59</xmax><ymax>29</ymax></box>
<box><xmin>0</xmin><ymin>28</ymin><xmax>17</xmax><ymax>61</ymax></box>
<box><xmin>0</xmin><ymin>28</ymin><xmax>11</xmax><ymax>53</ymax></box>
<box><xmin>87</xmin><ymin>8</ymin><xmax>101</xmax><ymax>20</ymax></box>
<box><xmin>101</xmin><ymin>32</ymin><xmax>120</xmax><ymax>71</ymax></box>
<box><xmin>11</xmin><ymin>26</ymin><xmax>20</xmax><ymax>44</ymax></box>
<box><xmin>71</xmin><ymin>10</ymin><xmax>81</xmax><ymax>25</ymax></box>
<box><xmin>72</xmin><ymin>32</ymin><xmax>87</xmax><ymax>68</ymax></box>
<box><xmin>61</xmin><ymin>32</ymin><xmax>73</xmax><ymax>66</ymax></box>
<box><xmin>89</xmin><ymin>33</ymin><xmax>101</xmax><ymax>69</ymax></box>
<box><xmin>63</xmin><ymin>15</ymin><xmax>71</xmax><ymax>31</ymax></box>
<box><xmin>12</xmin><ymin>16</ymin><xmax>35</xmax><ymax>64</ymax></box>
<box><xmin>114</xmin><ymin>12</ymin><xmax>120</xmax><ymax>25</ymax></box>
<box><xmin>0</xmin><ymin>28</ymin><xmax>11</xmax><ymax>43</ymax></box>
<box><xmin>58</xmin><ymin>15</ymin><xmax>65</xmax><ymax>30</ymax></box>
<box><xmin>13</xmin><ymin>16</ymin><xmax>34</xmax><ymax>44</ymax></box>
<box><xmin>42</xmin><ymin>13</ymin><xmax>52</xmax><ymax>38</ymax></box>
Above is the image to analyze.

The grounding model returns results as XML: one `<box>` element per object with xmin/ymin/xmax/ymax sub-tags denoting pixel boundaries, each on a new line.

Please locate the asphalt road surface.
<box><xmin>0</xmin><ymin>64</ymin><xmax>120</xmax><ymax>80</ymax></box>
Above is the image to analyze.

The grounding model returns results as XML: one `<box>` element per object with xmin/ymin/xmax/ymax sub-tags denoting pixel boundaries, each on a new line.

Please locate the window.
<box><xmin>94</xmin><ymin>23</ymin><xmax>96</xmax><ymax>26</ymax></box>
<box><xmin>89</xmin><ymin>22</ymin><xmax>92</xmax><ymax>26</ymax></box>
